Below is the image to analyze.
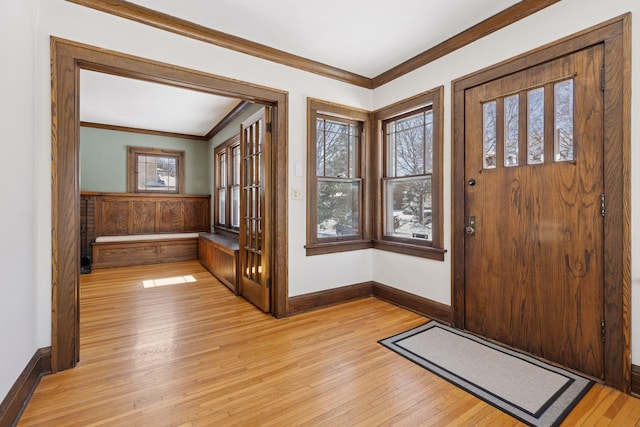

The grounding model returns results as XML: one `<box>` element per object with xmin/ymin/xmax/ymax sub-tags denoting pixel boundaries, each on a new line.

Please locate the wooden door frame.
<box><xmin>50</xmin><ymin>37</ymin><xmax>289</xmax><ymax>373</ymax></box>
<box><xmin>451</xmin><ymin>15</ymin><xmax>631</xmax><ymax>391</ymax></box>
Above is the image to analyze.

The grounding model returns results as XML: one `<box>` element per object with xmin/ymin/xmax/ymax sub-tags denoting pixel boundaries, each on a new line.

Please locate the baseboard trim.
<box><xmin>0</xmin><ymin>347</ymin><xmax>51</xmax><ymax>427</ymax></box>
<box><xmin>372</xmin><ymin>282</ymin><xmax>452</xmax><ymax>324</ymax></box>
<box><xmin>287</xmin><ymin>281</ymin><xmax>452</xmax><ymax>325</ymax></box>
<box><xmin>288</xmin><ymin>282</ymin><xmax>374</xmax><ymax>315</ymax></box>
<box><xmin>631</xmin><ymin>364</ymin><xmax>640</xmax><ymax>396</ymax></box>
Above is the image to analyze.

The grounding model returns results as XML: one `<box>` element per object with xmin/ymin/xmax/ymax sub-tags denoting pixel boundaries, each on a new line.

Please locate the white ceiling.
<box><xmin>80</xmin><ymin>70</ymin><xmax>240</xmax><ymax>137</ymax></box>
<box><xmin>81</xmin><ymin>0</ymin><xmax>522</xmax><ymax>137</ymax></box>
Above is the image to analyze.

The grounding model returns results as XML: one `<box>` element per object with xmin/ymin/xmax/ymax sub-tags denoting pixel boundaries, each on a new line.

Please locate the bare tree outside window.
<box><xmin>528</xmin><ymin>87</ymin><xmax>545</xmax><ymax>164</ymax></box>
<box><xmin>316</xmin><ymin>116</ymin><xmax>360</xmax><ymax>238</ymax></box>
<box><xmin>384</xmin><ymin>108</ymin><xmax>433</xmax><ymax>241</ymax></box>
<box><xmin>555</xmin><ymin>79</ymin><xmax>574</xmax><ymax>161</ymax></box>
<box><xmin>483</xmin><ymin>101</ymin><xmax>497</xmax><ymax>169</ymax></box>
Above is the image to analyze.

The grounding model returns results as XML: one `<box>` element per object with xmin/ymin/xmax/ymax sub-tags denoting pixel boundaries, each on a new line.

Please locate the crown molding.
<box><xmin>371</xmin><ymin>0</ymin><xmax>562</xmax><ymax>87</ymax></box>
<box><xmin>80</xmin><ymin>121</ymin><xmax>209</xmax><ymax>141</ymax></box>
<box><xmin>66</xmin><ymin>0</ymin><xmax>373</xmax><ymax>89</ymax></box>
<box><xmin>67</xmin><ymin>0</ymin><xmax>560</xmax><ymax>89</ymax></box>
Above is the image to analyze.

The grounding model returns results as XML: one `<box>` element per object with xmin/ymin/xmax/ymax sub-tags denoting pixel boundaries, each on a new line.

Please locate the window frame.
<box><xmin>372</xmin><ymin>87</ymin><xmax>445</xmax><ymax>260</ymax></box>
<box><xmin>127</xmin><ymin>146</ymin><xmax>185</xmax><ymax>194</ymax></box>
<box><xmin>306</xmin><ymin>98</ymin><xmax>372</xmax><ymax>255</ymax></box>
<box><xmin>214</xmin><ymin>134</ymin><xmax>241</xmax><ymax>234</ymax></box>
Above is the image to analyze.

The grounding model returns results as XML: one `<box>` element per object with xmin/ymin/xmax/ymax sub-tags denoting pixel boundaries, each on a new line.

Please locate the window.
<box><xmin>373</xmin><ymin>87</ymin><xmax>445</xmax><ymax>260</ymax></box>
<box><xmin>127</xmin><ymin>146</ymin><xmax>184</xmax><ymax>194</ymax></box>
<box><xmin>214</xmin><ymin>134</ymin><xmax>241</xmax><ymax>232</ymax></box>
<box><xmin>306</xmin><ymin>99</ymin><xmax>371</xmax><ymax>255</ymax></box>
<box><xmin>480</xmin><ymin>78</ymin><xmax>576</xmax><ymax>169</ymax></box>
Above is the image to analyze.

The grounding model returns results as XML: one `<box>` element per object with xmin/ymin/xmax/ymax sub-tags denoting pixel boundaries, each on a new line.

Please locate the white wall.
<box><xmin>12</xmin><ymin>1</ymin><xmax>636</xmax><ymax>402</ymax></box>
<box><xmin>0</xmin><ymin>0</ymin><xmax>38</xmax><ymax>400</ymax></box>
<box><xmin>371</xmin><ymin>0</ymin><xmax>640</xmax><ymax>360</ymax></box>
<box><xmin>34</xmin><ymin>0</ymin><xmax>374</xmax><ymax>351</ymax></box>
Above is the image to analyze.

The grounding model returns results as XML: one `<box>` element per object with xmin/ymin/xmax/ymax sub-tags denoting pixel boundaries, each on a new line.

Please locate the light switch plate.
<box><xmin>291</xmin><ymin>188</ymin><xmax>303</xmax><ymax>200</ymax></box>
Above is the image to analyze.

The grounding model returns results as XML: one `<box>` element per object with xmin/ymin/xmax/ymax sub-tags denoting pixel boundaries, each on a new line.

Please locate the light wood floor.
<box><xmin>18</xmin><ymin>261</ymin><xmax>640</xmax><ymax>426</ymax></box>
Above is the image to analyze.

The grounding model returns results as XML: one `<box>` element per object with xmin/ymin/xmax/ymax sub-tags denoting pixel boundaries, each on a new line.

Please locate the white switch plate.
<box><xmin>291</xmin><ymin>188</ymin><xmax>303</xmax><ymax>200</ymax></box>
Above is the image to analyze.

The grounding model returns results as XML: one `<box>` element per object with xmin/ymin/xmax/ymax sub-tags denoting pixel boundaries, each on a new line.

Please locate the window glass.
<box><xmin>128</xmin><ymin>147</ymin><xmax>184</xmax><ymax>194</ymax></box>
<box><xmin>554</xmin><ymin>79</ymin><xmax>574</xmax><ymax>162</ymax></box>
<box><xmin>214</xmin><ymin>136</ymin><xmax>241</xmax><ymax>232</ymax></box>
<box><xmin>483</xmin><ymin>101</ymin><xmax>497</xmax><ymax>169</ymax></box>
<box><xmin>315</xmin><ymin>115</ymin><xmax>361</xmax><ymax>240</ymax></box>
<box><xmin>385</xmin><ymin>176</ymin><xmax>432</xmax><ymax>241</ymax></box>
<box><xmin>317</xmin><ymin>180</ymin><xmax>360</xmax><ymax>238</ymax></box>
<box><xmin>504</xmin><ymin>95</ymin><xmax>519</xmax><ymax>167</ymax></box>
<box><xmin>307</xmin><ymin>99</ymin><xmax>368</xmax><ymax>255</ymax></box>
<box><xmin>383</xmin><ymin>105</ymin><xmax>434</xmax><ymax>244</ymax></box>
<box><xmin>527</xmin><ymin>87</ymin><xmax>545</xmax><ymax>165</ymax></box>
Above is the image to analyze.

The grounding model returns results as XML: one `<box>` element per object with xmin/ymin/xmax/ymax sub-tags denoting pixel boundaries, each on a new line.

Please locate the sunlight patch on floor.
<box><xmin>142</xmin><ymin>275</ymin><xmax>197</xmax><ymax>288</ymax></box>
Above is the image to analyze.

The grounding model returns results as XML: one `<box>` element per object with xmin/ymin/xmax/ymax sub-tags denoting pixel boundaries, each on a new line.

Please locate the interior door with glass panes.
<box><xmin>239</xmin><ymin>107</ymin><xmax>271</xmax><ymax>312</ymax></box>
<box><xmin>463</xmin><ymin>44</ymin><xmax>605</xmax><ymax>379</ymax></box>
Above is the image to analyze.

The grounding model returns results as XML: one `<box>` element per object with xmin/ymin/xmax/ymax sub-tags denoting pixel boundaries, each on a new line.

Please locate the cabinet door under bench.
<box><xmin>199</xmin><ymin>233</ymin><xmax>240</xmax><ymax>294</ymax></box>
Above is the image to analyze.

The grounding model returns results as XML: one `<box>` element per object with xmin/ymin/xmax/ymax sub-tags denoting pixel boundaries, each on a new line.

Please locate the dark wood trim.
<box><xmin>372</xmin><ymin>86</ymin><xmax>445</xmax><ymax>257</ymax></box>
<box><xmin>51</xmin><ymin>36</ymin><xmax>289</xmax><ymax>372</ymax></box>
<box><xmin>372</xmin><ymin>282</ymin><xmax>451</xmax><ymax>325</ymax></box>
<box><xmin>306</xmin><ymin>98</ymin><xmax>373</xmax><ymax>256</ymax></box>
<box><xmin>213</xmin><ymin>133</ymin><xmax>241</xmax><ymax>232</ymax></box>
<box><xmin>65</xmin><ymin>0</ymin><xmax>373</xmax><ymax>89</ymax></box>
<box><xmin>205</xmin><ymin>101</ymin><xmax>252</xmax><ymax>140</ymax></box>
<box><xmin>372</xmin><ymin>0</ymin><xmax>561</xmax><ymax>87</ymax></box>
<box><xmin>371</xmin><ymin>240</ymin><xmax>446</xmax><ymax>261</ymax></box>
<box><xmin>288</xmin><ymin>280</ymin><xmax>452</xmax><ymax>323</ymax></box>
<box><xmin>0</xmin><ymin>347</ymin><xmax>51</xmax><ymax>427</ymax></box>
<box><xmin>288</xmin><ymin>282</ymin><xmax>373</xmax><ymax>315</ymax></box>
<box><xmin>451</xmin><ymin>15</ymin><xmax>631</xmax><ymax>392</ymax></box>
<box><xmin>631</xmin><ymin>365</ymin><xmax>640</xmax><ymax>397</ymax></box>
<box><xmin>65</xmin><ymin>0</ymin><xmax>558</xmax><ymax>89</ymax></box>
<box><xmin>80</xmin><ymin>121</ymin><xmax>208</xmax><ymax>141</ymax></box>
<box><xmin>305</xmin><ymin>240</ymin><xmax>373</xmax><ymax>256</ymax></box>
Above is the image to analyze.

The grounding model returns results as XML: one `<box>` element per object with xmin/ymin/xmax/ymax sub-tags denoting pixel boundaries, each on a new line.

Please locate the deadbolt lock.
<box><xmin>465</xmin><ymin>216</ymin><xmax>476</xmax><ymax>235</ymax></box>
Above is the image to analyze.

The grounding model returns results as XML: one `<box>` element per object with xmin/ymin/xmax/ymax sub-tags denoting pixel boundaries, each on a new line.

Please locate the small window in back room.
<box><xmin>127</xmin><ymin>146</ymin><xmax>184</xmax><ymax>193</ymax></box>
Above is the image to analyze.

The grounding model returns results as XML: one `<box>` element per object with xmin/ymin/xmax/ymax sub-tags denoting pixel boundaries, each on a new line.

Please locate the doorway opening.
<box><xmin>51</xmin><ymin>37</ymin><xmax>289</xmax><ymax>373</ymax></box>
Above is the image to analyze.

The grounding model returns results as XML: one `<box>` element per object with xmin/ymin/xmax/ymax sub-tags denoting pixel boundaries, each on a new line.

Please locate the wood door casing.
<box><xmin>463</xmin><ymin>45</ymin><xmax>604</xmax><ymax>378</ymax></box>
<box><xmin>239</xmin><ymin>108</ymin><xmax>271</xmax><ymax>312</ymax></box>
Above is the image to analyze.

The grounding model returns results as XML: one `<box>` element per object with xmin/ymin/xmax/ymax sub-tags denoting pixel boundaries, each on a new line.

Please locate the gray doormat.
<box><xmin>379</xmin><ymin>321</ymin><xmax>593</xmax><ymax>427</ymax></box>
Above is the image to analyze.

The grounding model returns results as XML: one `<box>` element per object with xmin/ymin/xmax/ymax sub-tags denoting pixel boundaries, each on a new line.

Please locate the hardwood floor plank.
<box><xmin>16</xmin><ymin>261</ymin><xmax>640</xmax><ymax>426</ymax></box>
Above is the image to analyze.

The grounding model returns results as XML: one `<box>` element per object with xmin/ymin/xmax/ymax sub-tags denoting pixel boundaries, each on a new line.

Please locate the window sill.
<box><xmin>213</xmin><ymin>226</ymin><xmax>239</xmax><ymax>237</ymax></box>
<box><xmin>305</xmin><ymin>239</ymin><xmax>373</xmax><ymax>256</ymax></box>
<box><xmin>372</xmin><ymin>239</ymin><xmax>446</xmax><ymax>260</ymax></box>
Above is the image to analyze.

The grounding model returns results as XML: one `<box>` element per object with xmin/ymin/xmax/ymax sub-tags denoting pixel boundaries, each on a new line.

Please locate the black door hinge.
<box><xmin>601</xmin><ymin>319</ymin><xmax>606</xmax><ymax>343</ymax></box>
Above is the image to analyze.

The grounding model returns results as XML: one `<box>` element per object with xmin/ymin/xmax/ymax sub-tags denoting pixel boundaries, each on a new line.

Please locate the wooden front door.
<box><xmin>239</xmin><ymin>108</ymin><xmax>271</xmax><ymax>312</ymax></box>
<box><xmin>463</xmin><ymin>44</ymin><xmax>605</xmax><ymax>378</ymax></box>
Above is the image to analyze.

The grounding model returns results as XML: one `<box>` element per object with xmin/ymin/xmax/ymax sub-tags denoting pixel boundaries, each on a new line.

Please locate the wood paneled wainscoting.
<box><xmin>199</xmin><ymin>233</ymin><xmax>239</xmax><ymax>294</ymax></box>
<box><xmin>85</xmin><ymin>192</ymin><xmax>210</xmax><ymax>269</ymax></box>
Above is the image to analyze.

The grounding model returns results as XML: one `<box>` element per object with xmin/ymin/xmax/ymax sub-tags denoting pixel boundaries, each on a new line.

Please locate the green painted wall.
<box><xmin>80</xmin><ymin>126</ymin><xmax>211</xmax><ymax>194</ymax></box>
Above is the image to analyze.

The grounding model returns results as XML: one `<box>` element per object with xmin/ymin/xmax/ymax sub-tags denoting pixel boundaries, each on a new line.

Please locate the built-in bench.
<box><xmin>199</xmin><ymin>233</ymin><xmax>240</xmax><ymax>294</ymax></box>
<box><xmin>85</xmin><ymin>192</ymin><xmax>211</xmax><ymax>269</ymax></box>
<box><xmin>92</xmin><ymin>233</ymin><xmax>200</xmax><ymax>269</ymax></box>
